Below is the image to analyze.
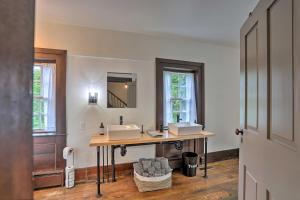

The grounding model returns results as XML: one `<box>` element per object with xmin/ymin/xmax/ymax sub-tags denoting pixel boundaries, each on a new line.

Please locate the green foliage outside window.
<box><xmin>33</xmin><ymin>66</ymin><xmax>45</xmax><ymax>130</ymax></box>
<box><xmin>170</xmin><ymin>72</ymin><xmax>188</xmax><ymax>122</ymax></box>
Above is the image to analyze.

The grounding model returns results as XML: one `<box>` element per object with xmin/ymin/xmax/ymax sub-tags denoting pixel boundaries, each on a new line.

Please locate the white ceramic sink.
<box><xmin>168</xmin><ymin>122</ymin><xmax>203</xmax><ymax>135</ymax></box>
<box><xmin>107</xmin><ymin>124</ymin><xmax>141</xmax><ymax>140</ymax></box>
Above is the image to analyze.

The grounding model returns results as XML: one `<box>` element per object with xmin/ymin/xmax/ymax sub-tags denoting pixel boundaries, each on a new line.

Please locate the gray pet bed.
<box><xmin>133</xmin><ymin>157</ymin><xmax>172</xmax><ymax>192</ymax></box>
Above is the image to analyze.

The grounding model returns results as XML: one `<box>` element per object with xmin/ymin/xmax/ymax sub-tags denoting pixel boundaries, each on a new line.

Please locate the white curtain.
<box><xmin>186</xmin><ymin>73</ymin><xmax>197</xmax><ymax>123</ymax></box>
<box><xmin>42</xmin><ymin>64</ymin><xmax>56</xmax><ymax>131</ymax></box>
<box><xmin>163</xmin><ymin>71</ymin><xmax>172</xmax><ymax>126</ymax></box>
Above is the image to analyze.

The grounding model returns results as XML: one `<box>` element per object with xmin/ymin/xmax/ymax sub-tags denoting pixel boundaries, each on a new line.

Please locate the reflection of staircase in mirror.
<box><xmin>107</xmin><ymin>90</ymin><xmax>127</xmax><ymax>108</ymax></box>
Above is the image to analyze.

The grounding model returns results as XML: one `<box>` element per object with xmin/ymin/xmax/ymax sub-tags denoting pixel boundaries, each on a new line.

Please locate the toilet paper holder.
<box><xmin>63</xmin><ymin>147</ymin><xmax>74</xmax><ymax>167</ymax></box>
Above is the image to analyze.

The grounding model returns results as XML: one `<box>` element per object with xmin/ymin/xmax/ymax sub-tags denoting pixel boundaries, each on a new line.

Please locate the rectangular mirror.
<box><xmin>107</xmin><ymin>72</ymin><xmax>137</xmax><ymax>108</ymax></box>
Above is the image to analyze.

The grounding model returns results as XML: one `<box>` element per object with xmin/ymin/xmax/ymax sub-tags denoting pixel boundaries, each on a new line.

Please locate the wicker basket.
<box><xmin>133</xmin><ymin>170</ymin><xmax>172</xmax><ymax>192</ymax></box>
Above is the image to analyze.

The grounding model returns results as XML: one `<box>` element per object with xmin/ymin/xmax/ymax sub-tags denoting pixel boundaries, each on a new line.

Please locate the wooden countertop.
<box><xmin>89</xmin><ymin>131</ymin><xmax>215</xmax><ymax>146</ymax></box>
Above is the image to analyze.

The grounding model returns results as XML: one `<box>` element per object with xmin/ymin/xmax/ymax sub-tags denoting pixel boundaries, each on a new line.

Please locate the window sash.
<box><xmin>164</xmin><ymin>71</ymin><xmax>197</xmax><ymax>125</ymax></box>
<box><xmin>32</xmin><ymin>63</ymin><xmax>56</xmax><ymax>132</ymax></box>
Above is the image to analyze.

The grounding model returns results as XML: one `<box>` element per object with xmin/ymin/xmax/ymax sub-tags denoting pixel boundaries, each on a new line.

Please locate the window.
<box><xmin>33</xmin><ymin>63</ymin><xmax>56</xmax><ymax>132</ymax></box>
<box><xmin>163</xmin><ymin>71</ymin><xmax>197</xmax><ymax>126</ymax></box>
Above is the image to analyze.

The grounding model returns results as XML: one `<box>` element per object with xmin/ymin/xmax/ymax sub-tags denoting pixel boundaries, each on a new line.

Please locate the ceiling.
<box><xmin>36</xmin><ymin>0</ymin><xmax>258</xmax><ymax>47</ymax></box>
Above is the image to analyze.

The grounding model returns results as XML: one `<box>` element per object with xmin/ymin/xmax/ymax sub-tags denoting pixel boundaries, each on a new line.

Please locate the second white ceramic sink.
<box><xmin>168</xmin><ymin>122</ymin><xmax>203</xmax><ymax>135</ymax></box>
<box><xmin>107</xmin><ymin>124</ymin><xmax>141</xmax><ymax>140</ymax></box>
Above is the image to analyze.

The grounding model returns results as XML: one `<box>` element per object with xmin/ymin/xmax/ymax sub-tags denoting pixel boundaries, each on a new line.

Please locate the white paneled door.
<box><xmin>239</xmin><ymin>0</ymin><xmax>300</xmax><ymax>199</ymax></box>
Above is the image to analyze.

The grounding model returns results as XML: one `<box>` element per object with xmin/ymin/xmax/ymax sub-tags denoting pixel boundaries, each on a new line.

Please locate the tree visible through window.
<box><xmin>33</xmin><ymin>63</ymin><xmax>56</xmax><ymax>132</ymax></box>
<box><xmin>163</xmin><ymin>71</ymin><xmax>197</xmax><ymax>126</ymax></box>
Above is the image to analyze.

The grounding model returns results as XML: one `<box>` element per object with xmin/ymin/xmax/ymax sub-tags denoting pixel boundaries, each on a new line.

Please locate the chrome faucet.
<box><xmin>120</xmin><ymin>115</ymin><xmax>123</xmax><ymax>125</ymax></box>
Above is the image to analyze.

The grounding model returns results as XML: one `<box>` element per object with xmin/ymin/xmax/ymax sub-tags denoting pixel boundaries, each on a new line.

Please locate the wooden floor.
<box><xmin>34</xmin><ymin>159</ymin><xmax>238</xmax><ymax>200</ymax></box>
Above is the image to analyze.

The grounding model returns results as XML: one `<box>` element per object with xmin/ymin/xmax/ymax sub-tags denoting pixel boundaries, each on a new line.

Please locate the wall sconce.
<box><xmin>88</xmin><ymin>92</ymin><xmax>98</xmax><ymax>105</ymax></box>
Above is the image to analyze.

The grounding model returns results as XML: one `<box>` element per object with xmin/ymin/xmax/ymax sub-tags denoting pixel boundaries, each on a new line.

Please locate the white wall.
<box><xmin>67</xmin><ymin>56</ymin><xmax>155</xmax><ymax>168</ymax></box>
<box><xmin>35</xmin><ymin>22</ymin><xmax>240</xmax><ymax>168</ymax></box>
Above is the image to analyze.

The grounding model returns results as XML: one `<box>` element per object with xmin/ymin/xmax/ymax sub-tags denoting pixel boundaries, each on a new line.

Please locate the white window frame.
<box><xmin>164</xmin><ymin>71</ymin><xmax>197</xmax><ymax>126</ymax></box>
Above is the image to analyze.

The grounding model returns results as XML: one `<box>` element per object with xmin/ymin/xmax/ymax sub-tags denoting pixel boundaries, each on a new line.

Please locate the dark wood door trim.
<box><xmin>33</xmin><ymin>48</ymin><xmax>67</xmax><ymax>189</ymax></box>
<box><xmin>155</xmin><ymin>58</ymin><xmax>205</xmax><ymax>168</ymax></box>
<box><xmin>156</xmin><ymin>58</ymin><xmax>205</xmax><ymax>129</ymax></box>
<box><xmin>34</xmin><ymin>48</ymin><xmax>67</xmax><ymax>135</ymax></box>
<box><xmin>35</xmin><ymin>48</ymin><xmax>67</xmax><ymax>55</ymax></box>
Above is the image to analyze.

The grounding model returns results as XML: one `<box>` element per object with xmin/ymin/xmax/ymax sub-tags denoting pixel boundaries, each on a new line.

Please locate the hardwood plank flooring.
<box><xmin>34</xmin><ymin>159</ymin><xmax>238</xmax><ymax>200</ymax></box>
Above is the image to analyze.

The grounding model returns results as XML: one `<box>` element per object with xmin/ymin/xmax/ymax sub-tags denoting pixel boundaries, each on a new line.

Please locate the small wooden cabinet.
<box><xmin>32</xmin><ymin>134</ymin><xmax>66</xmax><ymax>189</ymax></box>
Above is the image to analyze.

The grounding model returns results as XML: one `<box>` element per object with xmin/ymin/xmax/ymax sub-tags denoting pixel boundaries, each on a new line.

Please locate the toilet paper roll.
<box><xmin>65</xmin><ymin>165</ymin><xmax>74</xmax><ymax>170</ymax></box>
<box><xmin>63</xmin><ymin>147</ymin><xmax>74</xmax><ymax>160</ymax></box>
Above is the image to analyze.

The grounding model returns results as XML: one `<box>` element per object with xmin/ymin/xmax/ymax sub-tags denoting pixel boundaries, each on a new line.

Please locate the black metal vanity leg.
<box><xmin>111</xmin><ymin>145</ymin><xmax>116</xmax><ymax>182</ymax></box>
<box><xmin>107</xmin><ymin>146</ymin><xmax>109</xmax><ymax>182</ymax></box>
<box><xmin>204</xmin><ymin>137</ymin><xmax>208</xmax><ymax>178</ymax></box>
<box><xmin>97</xmin><ymin>146</ymin><xmax>102</xmax><ymax>197</ymax></box>
<box><xmin>102</xmin><ymin>146</ymin><xmax>105</xmax><ymax>183</ymax></box>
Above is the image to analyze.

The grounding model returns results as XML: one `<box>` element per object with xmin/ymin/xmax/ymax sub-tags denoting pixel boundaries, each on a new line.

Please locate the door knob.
<box><xmin>235</xmin><ymin>128</ymin><xmax>244</xmax><ymax>136</ymax></box>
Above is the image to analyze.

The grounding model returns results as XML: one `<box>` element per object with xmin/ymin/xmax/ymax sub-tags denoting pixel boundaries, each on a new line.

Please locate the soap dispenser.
<box><xmin>99</xmin><ymin>122</ymin><xmax>104</xmax><ymax>135</ymax></box>
<box><xmin>159</xmin><ymin>124</ymin><xmax>164</xmax><ymax>133</ymax></box>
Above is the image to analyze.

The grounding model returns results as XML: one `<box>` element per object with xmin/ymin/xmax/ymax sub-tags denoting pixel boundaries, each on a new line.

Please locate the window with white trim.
<box><xmin>163</xmin><ymin>71</ymin><xmax>197</xmax><ymax>126</ymax></box>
